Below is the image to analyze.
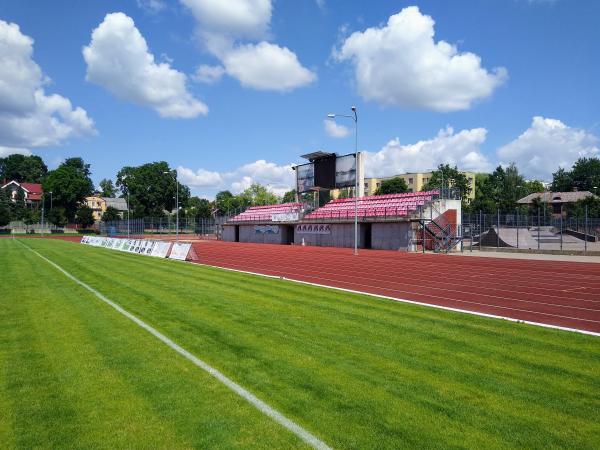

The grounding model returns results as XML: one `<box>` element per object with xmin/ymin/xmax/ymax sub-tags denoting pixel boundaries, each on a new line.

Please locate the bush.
<box><xmin>47</xmin><ymin>207</ymin><xmax>67</xmax><ymax>227</ymax></box>
<box><xmin>102</xmin><ymin>206</ymin><xmax>121</xmax><ymax>222</ymax></box>
<box><xmin>75</xmin><ymin>205</ymin><xmax>95</xmax><ymax>228</ymax></box>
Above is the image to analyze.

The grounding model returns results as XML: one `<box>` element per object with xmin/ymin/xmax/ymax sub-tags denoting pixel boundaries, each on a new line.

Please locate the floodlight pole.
<box><xmin>327</xmin><ymin>107</ymin><xmax>359</xmax><ymax>255</ymax></box>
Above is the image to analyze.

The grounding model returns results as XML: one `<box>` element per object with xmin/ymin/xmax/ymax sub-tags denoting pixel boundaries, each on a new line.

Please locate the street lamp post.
<box><xmin>122</xmin><ymin>176</ymin><xmax>130</xmax><ymax>238</ymax></box>
<box><xmin>41</xmin><ymin>193</ymin><xmax>45</xmax><ymax>237</ymax></box>
<box><xmin>164</xmin><ymin>170</ymin><xmax>179</xmax><ymax>242</ymax></box>
<box><xmin>327</xmin><ymin>107</ymin><xmax>359</xmax><ymax>255</ymax></box>
<box><xmin>49</xmin><ymin>191</ymin><xmax>53</xmax><ymax>211</ymax></box>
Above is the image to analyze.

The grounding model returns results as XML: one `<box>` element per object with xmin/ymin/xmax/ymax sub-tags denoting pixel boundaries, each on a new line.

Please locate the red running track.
<box><xmin>190</xmin><ymin>241</ymin><xmax>600</xmax><ymax>334</ymax></box>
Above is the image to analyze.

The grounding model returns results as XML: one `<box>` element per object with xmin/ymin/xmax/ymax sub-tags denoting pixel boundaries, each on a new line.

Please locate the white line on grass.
<box><xmin>17</xmin><ymin>240</ymin><xmax>331</xmax><ymax>450</ymax></box>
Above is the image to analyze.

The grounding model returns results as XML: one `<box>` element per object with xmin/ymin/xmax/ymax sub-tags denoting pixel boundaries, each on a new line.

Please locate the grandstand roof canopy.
<box><xmin>300</xmin><ymin>151</ymin><xmax>335</xmax><ymax>161</ymax></box>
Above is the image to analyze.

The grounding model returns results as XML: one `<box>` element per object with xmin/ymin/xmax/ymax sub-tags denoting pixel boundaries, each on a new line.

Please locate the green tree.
<box><xmin>62</xmin><ymin>157</ymin><xmax>92</xmax><ymax>178</ymax></box>
<box><xmin>75</xmin><ymin>205</ymin><xmax>95</xmax><ymax>228</ymax></box>
<box><xmin>568</xmin><ymin>157</ymin><xmax>600</xmax><ymax>194</ymax></box>
<box><xmin>375</xmin><ymin>177</ymin><xmax>409</xmax><ymax>195</ymax></box>
<box><xmin>214</xmin><ymin>190</ymin><xmax>249</xmax><ymax>214</ymax></box>
<box><xmin>551</xmin><ymin>167</ymin><xmax>573</xmax><ymax>192</ymax></box>
<box><xmin>564</xmin><ymin>196</ymin><xmax>600</xmax><ymax>218</ymax></box>
<box><xmin>185</xmin><ymin>197</ymin><xmax>212</xmax><ymax>219</ymax></box>
<box><xmin>42</xmin><ymin>158</ymin><xmax>94</xmax><ymax>221</ymax></box>
<box><xmin>0</xmin><ymin>189</ymin><xmax>10</xmax><ymax>226</ymax></box>
<box><xmin>0</xmin><ymin>154</ymin><xmax>47</xmax><ymax>183</ymax></box>
<box><xmin>116</xmin><ymin>162</ymin><xmax>190</xmax><ymax>217</ymax></box>
<box><xmin>47</xmin><ymin>207</ymin><xmax>67</xmax><ymax>227</ymax></box>
<box><xmin>0</xmin><ymin>204</ymin><xmax>9</xmax><ymax>227</ymax></box>
<box><xmin>282</xmin><ymin>190</ymin><xmax>296</xmax><ymax>203</ymax></box>
<box><xmin>101</xmin><ymin>206</ymin><xmax>121</xmax><ymax>222</ymax></box>
<box><xmin>239</xmin><ymin>183</ymin><xmax>278</xmax><ymax>206</ymax></box>
<box><xmin>9</xmin><ymin>188</ymin><xmax>27</xmax><ymax>221</ymax></box>
<box><xmin>99</xmin><ymin>179</ymin><xmax>116</xmax><ymax>197</ymax></box>
<box><xmin>422</xmin><ymin>164</ymin><xmax>471</xmax><ymax>203</ymax></box>
<box><xmin>467</xmin><ymin>164</ymin><xmax>543</xmax><ymax>213</ymax></box>
<box><xmin>23</xmin><ymin>209</ymin><xmax>40</xmax><ymax>232</ymax></box>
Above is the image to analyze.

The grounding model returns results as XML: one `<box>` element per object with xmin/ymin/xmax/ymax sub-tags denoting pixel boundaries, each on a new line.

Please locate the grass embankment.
<box><xmin>1</xmin><ymin>238</ymin><xmax>598</xmax><ymax>449</ymax></box>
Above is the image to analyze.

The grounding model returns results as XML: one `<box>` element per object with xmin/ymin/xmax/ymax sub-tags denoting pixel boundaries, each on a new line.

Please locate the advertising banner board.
<box><xmin>271</xmin><ymin>213</ymin><xmax>299</xmax><ymax>222</ymax></box>
<box><xmin>169</xmin><ymin>242</ymin><xmax>192</xmax><ymax>260</ymax></box>
<box><xmin>255</xmin><ymin>225</ymin><xmax>279</xmax><ymax>234</ymax></box>
<box><xmin>81</xmin><ymin>237</ymin><xmax>176</xmax><ymax>260</ymax></box>
<box><xmin>296</xmin><ymin>224</ymin><xmax>331</xmax><ymax>234</ymax></box>
<box><xmin>150</xmin><ymin>241</ymin><xmax>171</xmax><ymax>258</ymax></box>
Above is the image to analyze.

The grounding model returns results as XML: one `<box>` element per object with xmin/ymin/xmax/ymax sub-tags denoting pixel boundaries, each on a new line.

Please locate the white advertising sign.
<box><xmin>81</xmin><ymin>236</ymin><xmax>174</xmax><ymax>259</ymax></box>
<box><xmin>169</xmin><ymin>242</ymin><xmax>192</xmax><ymax>260</ymax></box>
<box><xmin>271</xmin><ymin>212</ymin><xmax>299</xmax><ymax>222</ymax></box>
<box><xmin>150</xmin><ymin>241</ymin><xmax>171</xmax><ymax>258</ymax></box>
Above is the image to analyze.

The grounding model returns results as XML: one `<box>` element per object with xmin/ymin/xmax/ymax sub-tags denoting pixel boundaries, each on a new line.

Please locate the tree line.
<box><xmin>0</xmin><ymin>154</ymin><xmax>297</xmax><ymax>227</ymax></box>
<box><xmin>2</xmin><ymin>153</ymin><xmax>600</xmax><ymax>228</ymax></box>
<box><xmin>373</xmin><ymin>158</ymin><xmax>600</xmax><ymax>216</ymax></box>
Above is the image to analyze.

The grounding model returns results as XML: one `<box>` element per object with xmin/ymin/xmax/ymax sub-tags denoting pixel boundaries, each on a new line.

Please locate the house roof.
<box><xmin>517</xmin><ymin>191</ymin><xmax>596</xmax><ymax>204</ymax></box>
<box><xmin>1</xmin><ymin>180</ymin><xmax>43</xmax><ymax>200</ymax></box>
<box><xmin>104</xmin><ymin>197</ymin><xmax>128</xmax><ymax>211</ymax></box>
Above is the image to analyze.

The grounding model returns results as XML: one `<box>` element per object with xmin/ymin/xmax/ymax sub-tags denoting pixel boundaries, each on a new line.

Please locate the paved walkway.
<box><xmin>452</xmin><ymin>249</ymin><xmax>600</xmax><ymax>264</ymax></box>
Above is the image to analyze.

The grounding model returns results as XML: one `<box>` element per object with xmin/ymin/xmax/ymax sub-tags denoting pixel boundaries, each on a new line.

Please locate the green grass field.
<box><xmin>1</xmin><ymin>238</ymin><xmax>599</xmax><ymax>449</ymax></box>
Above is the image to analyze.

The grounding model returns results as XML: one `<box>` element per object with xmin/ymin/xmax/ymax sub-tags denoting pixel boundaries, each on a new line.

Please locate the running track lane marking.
<box><xmin>17</xmin><ymin>240</ymin><xmax>331</xmax><ymax>450</ymax></box>
<box><xmin>190</xmin><ymin>261</ymin><xmax>600</xmax><ymax>338</ymax></box>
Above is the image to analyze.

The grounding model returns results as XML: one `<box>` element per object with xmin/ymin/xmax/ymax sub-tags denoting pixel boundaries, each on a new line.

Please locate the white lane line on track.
<box><xmin>192</xmin><ymin>261</ymin><xmax>600</xmax><ymax>338</ymax></box>
<box><xmin>201</xmin><ymin>253</ymin><xmax>600</xmax><ymax>306</ymax></box>
<box><xmin>198</xmin><ymin>257</ymin><xmax>600</xmax><ymax>318</ymax></box>
<box><xmin>17</xmin><ymin>240</ymin><xmax>331</xmax><ymax>450</ymax></box>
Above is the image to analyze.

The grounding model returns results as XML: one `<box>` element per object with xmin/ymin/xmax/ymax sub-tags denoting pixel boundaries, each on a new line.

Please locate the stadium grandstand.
<box><xmin>222</xmin><ymin>190</ymin><xmax>462</xmax><ymax>252</ymax></box>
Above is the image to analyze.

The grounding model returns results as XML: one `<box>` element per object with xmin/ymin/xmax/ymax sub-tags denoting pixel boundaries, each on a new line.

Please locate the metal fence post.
<box><xmin>469</xmin><ymin>213</ymin><xmax>472</xmax><ymax>252</ymax></box>
<box><xmin>479</xmin><ymin>210</ymin><xmax>482</xmax><ymax>250</ymax></box>
<box><xmin>537</xmin><ymin>207</ymin><xmax>541</xmax><ymax>250</ymax></box>
<box><xmin>421</xmin><ymin>207</ymin><xmax>425</xmax><ymax>253</ymax></box>
<box><xmin>585</xmin><ymin>205</ymin><xmax>588</xmax><ymax>253</ymax></box>
<box><xmin>560</xmin><ymin>205</ymin><xmax>563</xmax><ymax>252</ymax></box>
<box><xmin>497</xmin><ymin>209</ymin><xmax>500</xmax><ymax>248</ymax></box>
<box><xmin>516</xmin><ymin>209</ymin><xmax>519</xmax><ymax>249</ymax></box>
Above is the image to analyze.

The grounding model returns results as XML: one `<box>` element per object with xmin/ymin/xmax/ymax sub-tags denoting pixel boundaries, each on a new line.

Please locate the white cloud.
<box><xmin>497</xmin><ymin>117</ymin><xmax>600</xmax><ymax>180</ymax></box>
<box><xmin>192</xmin><ymin>64</ymin><xmax>226</xmax><ymax>84</ymax></box>
<box><xmin>83</xmin><ymin>12</ymin><xmax>207</xmax><ymax>118</ymax></box>
<box><xmin>180</xmin><ymin>0</ymin><xmax>315</xmax><ymax>92</ymax></box>
<box><xmin>324</xmin><ymin>119</ymin><xmax>350</xmax><ymax>138</ymax></box>
<box><xmin>364</xmin><ymin>126</ymin><xmax>492</xmax><ymax>177</ymax></box>
<box><xmin>177</xmin><ymin>166</ymin><xmax>223</xmax><ymax>187</ymax></box>
<box><xmin>0</xmin><ymin>146</ymin><xmax>31</xmax><ymax>158</ymax></box>
<box><xmin>0</xmin><ymin>20</ymin><xmax>95</xmax><ymax>149</ymax></box>
<box><xmin>315</xmin><ymin>0</ymin><xmax>326</xmax><ymax>10</ymax></box>
<box><xmin>180</xmin><ymin>0</ymin><xmax>272</xmax><ymax>41</ymax></box>
<box><xmin>334</xmin><ymin>6</ymin><xmax>507</xmax><ymax>111</ymax></box>
<box><xmin>136</xmin><ymin>0</ymin><xmax>166</xmax><ymax>13</ymax></box>
<box><xmin>222</xmin><ymin>42</ymin><xmax>316</xmax><ymax>91</ymax></box>
<box><xmin>178</xmin><ymin>159</ymin><xmax>295</xmax><ymax>197</ymax></box>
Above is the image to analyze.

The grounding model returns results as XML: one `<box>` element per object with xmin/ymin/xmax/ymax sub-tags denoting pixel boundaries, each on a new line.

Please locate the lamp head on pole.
<box><xmin>351</xmin><ymin>106</ymin><xmax>356</xmax><ymax>112</ymax></box>
<box><xmin>327</xmin><ymin>113</ymin><xmax>335</xmax><ymax>119</ymax></box>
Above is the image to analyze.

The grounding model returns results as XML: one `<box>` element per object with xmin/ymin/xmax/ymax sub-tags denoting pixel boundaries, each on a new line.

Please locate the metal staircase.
<box><xmin>416</xmin><ymin>201</ymin><xmax>462</xmax><ymax>253</ymax></box>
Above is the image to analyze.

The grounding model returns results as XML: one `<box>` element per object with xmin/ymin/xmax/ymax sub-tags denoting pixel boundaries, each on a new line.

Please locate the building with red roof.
<box><xmin>1</xmin><ymin>180</ymin><xmax>44</xmax><ymax>207</ymax></box>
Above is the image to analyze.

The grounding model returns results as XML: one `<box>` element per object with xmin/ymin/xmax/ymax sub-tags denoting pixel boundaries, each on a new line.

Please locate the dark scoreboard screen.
<box><xmin>295</xmin><ymin>153</ymin><xmax>357</xmax><ymax>193</ymax></box>
<box><xmin>313</xmin><ymin>155</ymin><xmax>336</xmax><ymax>189</ymax></box>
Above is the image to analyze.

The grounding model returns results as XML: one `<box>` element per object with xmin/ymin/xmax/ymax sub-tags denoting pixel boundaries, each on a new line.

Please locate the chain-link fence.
<box><xmin>1</xmin><ymin>216</ymin><xmax>220</xmax><ymax>239</ymax></box>
<box><xmin>99</xmin><ymin>217</ymin><xmax>219</xmax><ymax>239</ymax></box>
<box><xmin>461</xmin><ymin>211</ymin><xmax>600</xmax><ymax>253</ymax></box>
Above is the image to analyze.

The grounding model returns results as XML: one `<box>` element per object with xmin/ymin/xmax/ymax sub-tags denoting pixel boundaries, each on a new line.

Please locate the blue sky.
<box><xmin>1</xmin><ymin>0</ymin><xmax>599</xmax><ymax>198</ymax></box>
